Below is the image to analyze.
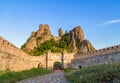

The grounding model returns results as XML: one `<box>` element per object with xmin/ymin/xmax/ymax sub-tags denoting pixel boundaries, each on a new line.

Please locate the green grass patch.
<box><xmin>64</xmin><ymin>68</ymin><xmax>76</xmax><ymax>73</ymax></box>
<box><xmin>65</xmin><ymin>63</ymin><xmax>120</xmax><ymax>83</ymax></box>
<box><xmin>0</xmin><ymin>68</ymin><xmax>53</xmax><ymax>83</ymax></box>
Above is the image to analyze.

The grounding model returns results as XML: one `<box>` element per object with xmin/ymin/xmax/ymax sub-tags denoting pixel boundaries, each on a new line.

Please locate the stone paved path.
<box><xmin>17</xmin><ymin>70</ymin><xmax>69</xmax><ymax>83</ymax></box>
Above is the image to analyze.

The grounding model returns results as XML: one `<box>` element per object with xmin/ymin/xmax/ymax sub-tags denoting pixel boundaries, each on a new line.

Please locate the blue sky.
<box><xmin>0</xmin><ymin>0</ymin><xmax>120</xmax><ymax>50</ymax></box>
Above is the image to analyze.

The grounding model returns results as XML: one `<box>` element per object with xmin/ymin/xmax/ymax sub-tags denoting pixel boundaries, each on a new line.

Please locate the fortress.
<box><xmin>0</xmin><ymin>36</ymin><xmax>120</xmax><ymax>71</ymax></box>
<box><xmin>0</xmin><ymin>36</ymin><xmax>74</xmax><ymax>71</ymax></box>
<box><xmin>0</xmin><ymin>24</ymin><xmax>120</xmax><ymax>71</ymax></box>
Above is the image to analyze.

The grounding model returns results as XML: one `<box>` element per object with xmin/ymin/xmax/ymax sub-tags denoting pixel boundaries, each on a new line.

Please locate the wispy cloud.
<box><xmin>96</xmin><ymin>20</ymin><xmax>120</xmax><ymax>27</ymax></box>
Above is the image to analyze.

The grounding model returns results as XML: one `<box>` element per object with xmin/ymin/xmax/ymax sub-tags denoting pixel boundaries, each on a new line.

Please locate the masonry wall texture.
<box><xmin>0</xmin><ymin>36</ymin><xmax>120</xmax><ymax>71</ymax></box>
<box><xmin>71</xmin><ymin>45</ymin><xmax>120</xmax><ymax>68</ymax></box>
<box><xmin>38</xmin><ymin>51</ymin><xmax>74</xmax><ymax>69</ymax></box>
<box><xmin>0</xmin><ymin>36</ymin><xmax>42</xmax><ymax>71</ymax></box>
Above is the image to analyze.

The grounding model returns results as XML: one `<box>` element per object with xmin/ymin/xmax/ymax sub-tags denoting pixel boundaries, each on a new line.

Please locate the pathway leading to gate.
<box><xmin>17</xmin><ymin>70</ymin><xmax>69</xmax><ymax>83</ymax></box>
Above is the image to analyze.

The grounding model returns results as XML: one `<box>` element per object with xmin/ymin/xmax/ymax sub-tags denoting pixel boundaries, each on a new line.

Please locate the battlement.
<box><xmin>74</xmin><ymin>45</ymin><xmax>120</xmax><ymax>59</ymax></box>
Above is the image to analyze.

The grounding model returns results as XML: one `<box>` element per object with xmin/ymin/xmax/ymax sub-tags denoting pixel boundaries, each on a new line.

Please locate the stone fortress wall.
<box><xmin>0</xmin><ymin>36</ymin><xmax>120</xmax><ymax>71</ymax></box>
<box><xmin>39</xmin><ymin>52</ymin><xmax>74</xmax><ymax>70</ymax></box>
<box><xmin>0</xmin><ymin>36</ymin><xmax>43</xmax><ymax>71</ymax></box>
<box><xmin>0</xmin><ymin>36</ymin><xmax>74</xmax><ymax>71</ymax></box>
<box><xmin>71</xmin><ymin>45</ymin><xmax>120</xmax><ymax>68</ymax></box>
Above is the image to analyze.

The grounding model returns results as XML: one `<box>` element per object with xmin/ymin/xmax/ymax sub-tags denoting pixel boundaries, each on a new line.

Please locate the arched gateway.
<box><xmin>38</xmin><ymin>51</ymin><xmax>74</xmax><ymax>69</ymax></box>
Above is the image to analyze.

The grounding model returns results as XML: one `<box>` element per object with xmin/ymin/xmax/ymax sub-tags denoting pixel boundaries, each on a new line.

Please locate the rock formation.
<box><xmin>70</xmin><ymin>31</ymin><xmax>77</xmax><ymax>52</ymax></box>
<box><xmin>70</xmin><ymin>26</ymin><xmax>95</xmax><ymax>53</ymax></box>
<box><xmin>21</xmin><ymin>24</ymin><xmax>52</xmax><ymax>53</ymax></box>
<box><xmin>72</xmin><ymin>26</ymin><xmax>84</xmax><ymax>45</ymax></box>
<box><xmin>21</xmin><ymin>24</ymin><xmax>95</xmax><ymax>54</ymax></box>
<box><xmin>78</xmin><ymin>40</ymin><xmax>96</xmax><ymax>53</ymax></box>
<box><xmin>58</xmin><ymin>28</ymin><xmax>63</xmax><ymax>37</ymax></box>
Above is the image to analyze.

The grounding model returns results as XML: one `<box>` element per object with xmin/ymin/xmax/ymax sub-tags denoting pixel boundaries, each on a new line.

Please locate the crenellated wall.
<box><xmin>71</xmin><ymin>45</ymin><xmax>120</xmax><ymax>68</ymax></box>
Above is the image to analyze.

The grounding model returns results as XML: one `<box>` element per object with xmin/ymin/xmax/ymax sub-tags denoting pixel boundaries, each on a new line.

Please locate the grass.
<box><xmin>0</xmin><ymin>68</ymin><xmax>53</xmax><ymax>83</ymax></box>
<box><xmin>65</xmin><ymin>63</ymin><xmax>120</xmax><ymax>83</ymax></box>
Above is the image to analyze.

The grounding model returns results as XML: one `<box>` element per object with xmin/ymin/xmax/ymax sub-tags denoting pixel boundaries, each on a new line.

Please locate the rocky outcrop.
<box><xmin>72</xmin><ymin>26</ymin><xmax>84</xmax><ymax>45</ymax></box>
<box><xmin>22</xmin><ymin>24</ymin><xmax>95</xmax><ymax>54</ymax></box>
<box><xmin>70</xmin><ymin>31</ymin><xmax>77</xmax><ymax>52</ymax></box>
<box><xmin>70</xmin><ymin>26</ymin><xmax>95</xmax><ymax>53</ymax></box>
<box><xmin>21</xmin><ymin>24</ymin><xmax>52</xmax><ymax>53</ymax></box>
<box><xmin>36</xmin><ymin>24</ymin><xmax>51</xmax><ymax>38</ymax></box>
<box><xmin>78</xmin><ymin>40</ymin><xmax>96</xmax><ymax>53</ymax></box>
<box><xmin>58</xmin><ymin>28</ymin><xmax>63</xmax><ymax>37</ymax></box>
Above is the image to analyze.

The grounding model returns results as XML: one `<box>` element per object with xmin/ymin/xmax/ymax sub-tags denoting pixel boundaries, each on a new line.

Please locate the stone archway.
<box><xmin>53</xmin><ymin>61</ymin><xmax>61</xmax><ymax>70</ymax></box>
<box><xmin>45</xmin><ymin>52</ymin><xmax>64</xmax><ymax>70</ymax></box>
<box><xmin>41</xmin><ymin>51</ymin><xmax>74</xmax><ymax>70</ymax></box>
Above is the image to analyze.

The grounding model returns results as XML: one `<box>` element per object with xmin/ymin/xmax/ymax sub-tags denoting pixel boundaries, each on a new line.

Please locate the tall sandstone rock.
<box><xmin>58</xmin><ymin>28</ymin><xmax>63</xmax><ymax>37</ymax></box>
<box><xmin>22</xmin><ymin>24</ymin><xmax>95</xmax><ymax>54</ymax></box>
<box><xmin>70</xmin><ymin>26</ymin><xmax>95</xmax><ymax>53</ymax></box>
<box><xmin>78</xmin><ymin>40</ymin><xmax>95</xmax><ymax>53</ymax></box>
<box><xmin>72</xmin><ymin>26</ymin><xmax>84</xmax><ymax>45</ymax></box>
<box><xmin>22</xmin><ymin>24</ymin><xmax>52</xmax><ymax>53</ymax></box>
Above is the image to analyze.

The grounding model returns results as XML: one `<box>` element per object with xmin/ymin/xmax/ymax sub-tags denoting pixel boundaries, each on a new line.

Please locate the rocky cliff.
<box><xmin>78</xmin><ymin>40</ymin><xmax>95</xmax><ymax>53</ymax></box>
<box><xmin>21</xmin><ymin>24</ymin><xmax>95</xmax><ymax>55</ymax></box>
<box><xmin>21</xmin><ymin>24</ymin><xmax>52</xmax><ymax>53</ymax></box>
<box><xmin>70</xmin><ymin>26</ymin><xmax>95</xmax><ymax>53</ymax></box>
<box><xmin>71</xmin><ymin>26</ymin><xmax>84</xmax><ymax>44</ymax></box>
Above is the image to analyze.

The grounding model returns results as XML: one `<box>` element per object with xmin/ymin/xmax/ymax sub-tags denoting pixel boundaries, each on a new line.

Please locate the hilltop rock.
<box><xmin>36</xmin><ymin>24</ymin><xmax>51</xmax><ymax>38</ymax></box>
<box><xmin>71</xmin><ymin>26</ymin><xmax>84</xmax><ymax>45</ymax></box>
<box><xmin>70</xmin><ymin>26</ymin><xmax>95</xmax><ymax>53</ymax></box>
<box><xmin>78</xmin><ymin>40</ymin><xmax>95</xmax><ymax>53</ymax></box>
<box><xmin>25</xmin><ymin>37</ymin><xmax>37</xmax><ymax>52</ymax></box>
<box><xmin>21</xmin><ymin>24</ymin><xmax>52</xmax><ymax>53</ymax></box>
<box><xmin>70</xmin><ymin>31</ymin><xmax>77</xmax><ymax>52</ymax></box>
<box><xmin>58</xmin><ymin>28</ymin><xmax>63</xmax><ymax>37</ymax></box>
<box><xmin>21</xmin><ymin>24</ymin><xmax>96</xmax><ymax>55</ymax></box>
<box><xmin>36</xmin><ymin>24</ymin><xmax>52</xmax><ymax>45</ymax></box>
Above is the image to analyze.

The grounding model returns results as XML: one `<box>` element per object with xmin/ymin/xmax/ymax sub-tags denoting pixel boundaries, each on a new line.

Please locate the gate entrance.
<box><xmin>53</xmin><ymin>61</ymin><xmax>61</xmax><ymax>70</ymax></box>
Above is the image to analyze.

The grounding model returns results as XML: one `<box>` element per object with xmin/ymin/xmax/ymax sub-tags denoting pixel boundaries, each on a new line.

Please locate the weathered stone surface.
<box><xmin>0</xmin><ymin>36</ymin><xmax>75</xmax><ymax>71</ymax></box>
<box><xmin>0</xmin><ymin>52</ymin><xmax>40</xmax><ymax>71</ymax></box>
<box><xmin>71</xmin><ymin>50</ymin><xmax>120</xmax><ymax>68</ymax></box>
<box><xmin>36</xmin><ymin>24</ymin><xmax>51</xmax><ymax>39</ymax></box>
<box><xmin>70</xmin><ymin>26</ymin><xmax>95</xmax><ymax>53</ymax></box>
<box><xmin>72</xmin><ymin>26</ymin><xmax>84</xmax><ymax>44</ymax></box>
<box><xmin>0</xmin><ymin>34</ymin><xmax>120</xmax><ymax>71</ymax></box>
<box><xmin>70</xmin><ymin>31</ymin><xmax>77</xmax><ymax>52</ymax></box>
<box><xmin>58</xmin><ymin>28</ymin><xmax>63</xmax><ymax>37</ymax></box>
<box><xmin>22</xmin><ymin>24</ymin><xmax>52</xmax><ymax>52</ymax></box>
<box><xmin>25</xmin><ymin>37</ymin><xmax>37</xmax><ymax>52</ymax></box>
<box><xmin>78</xmin><ymin>40</ymin><xmax>95</xmax><ymax>53</ymax></box>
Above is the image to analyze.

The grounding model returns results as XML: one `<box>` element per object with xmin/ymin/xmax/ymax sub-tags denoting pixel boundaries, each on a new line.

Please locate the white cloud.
<box><xmin>96</xmin><ymin>20</ymin><xmax>120</xmax><ymax>27</ymax></box>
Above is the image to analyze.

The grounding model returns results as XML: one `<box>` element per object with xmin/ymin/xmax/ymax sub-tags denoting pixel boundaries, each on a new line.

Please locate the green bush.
<box><xmin>65</xmin><ymin>63</ymin><xmax>120</xmax><ymax>83</ymax></box>
<box><xmin>0</xmin><ymin>68</ymin><xmax>53</xmax><ymax>83</ymax></box>
<box><xmin>33</xmin><ymin>32</ymin><xmax>71</xmax><ymax>56</ymax></box>
<box><xmin>64</xmin><ymin>68</ymin><xmax>75</xmax><ymax>73</ymax></box>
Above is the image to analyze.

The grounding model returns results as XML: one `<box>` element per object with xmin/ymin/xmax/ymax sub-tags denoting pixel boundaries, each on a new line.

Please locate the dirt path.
<box><xmin>17</xmin><ymin>70</ymin><xmax>69</xmax><ymax>83</ymax></box>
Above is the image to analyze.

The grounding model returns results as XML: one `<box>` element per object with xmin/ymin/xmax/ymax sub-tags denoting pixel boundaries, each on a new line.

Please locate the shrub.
<box><xmin>0</xmin><ymin>68</ymin><xmax>53</xmax><ymax>83</ymax></box>
<box><xmin>33</xmin><ymin>32</ymin><xmax>71</xmax><ymax>56</ymax></box>
<box><xmin>65</xmin><ymin>63</ymin><xmax>120</xmax><ymax>83</ymax></box>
